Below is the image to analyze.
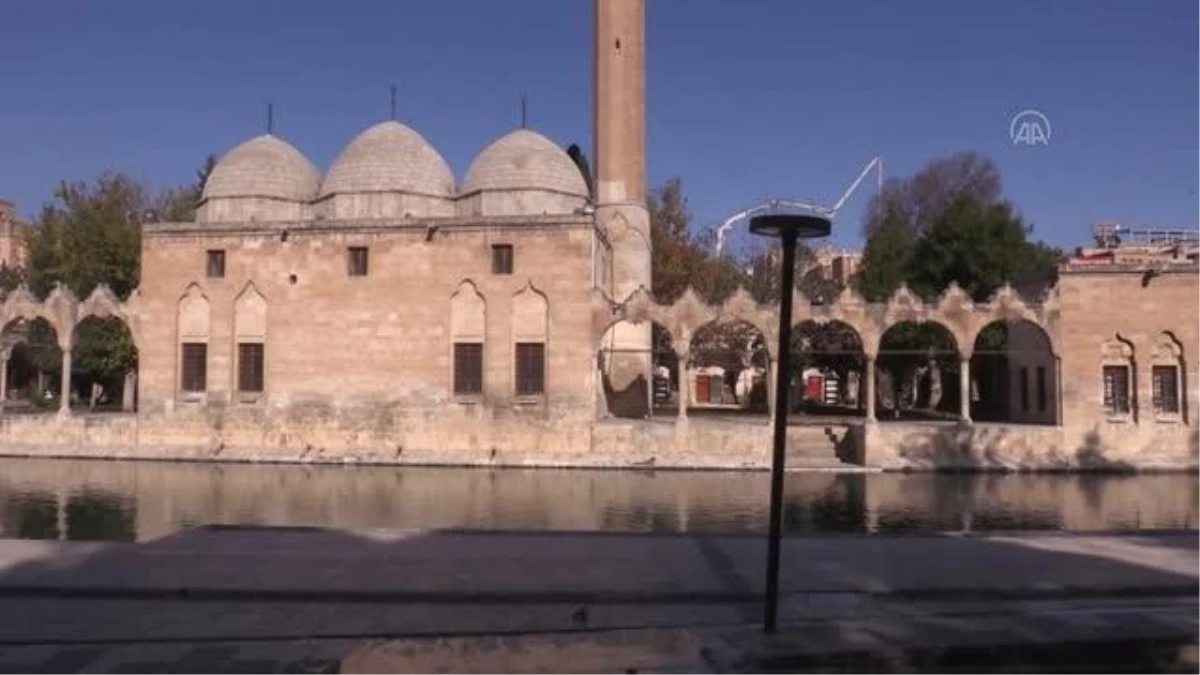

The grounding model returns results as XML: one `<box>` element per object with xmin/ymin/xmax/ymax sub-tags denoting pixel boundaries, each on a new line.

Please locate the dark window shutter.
<box><xmin>180</xmin><ymin>343</ymin><xmax>207</xmax><ymax>392</ymax></box>
<box><xmin>454</xmin><ymin>343</ymin><xmax>483</xmax><ymax>395</ymax></box>
<box><xmin>238</xmin><ymin>343</ymin><xmax>265</xmax><ymax>393</ymax></box>
<box><xmin>515</xmin><ymin>342</ymin><xmax>545</xmax><ymax>395</ymax></box>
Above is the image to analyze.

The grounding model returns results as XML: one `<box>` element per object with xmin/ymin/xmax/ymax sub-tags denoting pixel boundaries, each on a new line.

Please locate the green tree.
<box><xmin>0</xmin><ymin>263</ymin><xmax>23</xmax><ymax>293</ymax></box>
<box><xmin>861</xmin><ymin>151</ymin><xmax>1003</xmax><ymax>239</ymax></box>
<box><xmin>26</xmin><ymin>171</ymin><xmax>145</xmax><ymax>300</ymax></box>
<box><xmin>648</xmin><ymin>178</ymin><xmax>747</xmax><ymax>304</ymax></box>
<box><xmin>649</xmin><ymin>178</ymin><xmax>695</xmax><ymax>303</ymax></box>
<box><xmin>22</xmin><ymin>172</ymin><xmax>147</xmax><ymax>393</ymax></box>
<box><xmin>158</xmin><ymin>153</ymin><xmax>217</xmax><ymax>222</ymax></box>
<box><xmin>907</xmin><ymin>194</ymin><xmax>1059</xmax><ymax>303</ymax></box>
<box><xmin>855</xmin><ymin>203</ymin><xmax>915</xmax><ymax>302</ymax></box>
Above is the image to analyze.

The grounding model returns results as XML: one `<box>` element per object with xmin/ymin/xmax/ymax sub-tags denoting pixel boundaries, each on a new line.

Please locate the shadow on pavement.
<box><xmin>0</xmin><ymin>524</ymin><xmax>1192</xmax><ymax>672</ymax></box>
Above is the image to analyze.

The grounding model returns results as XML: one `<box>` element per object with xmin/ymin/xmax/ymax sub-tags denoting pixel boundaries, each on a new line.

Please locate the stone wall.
<box><xmin>1055</xmin><ymin>266</ymin><xmax>1199</xmax><ymax>467</ymax></box>
<box><xmin>136</xmin><ymin>216</ymin><xmax>603</xmax><ymax>422</ymax></box>
<box><xmin>3</xmin><ymin>412</ymin><xmax>1193</xmax><ymax>471</ymax></box>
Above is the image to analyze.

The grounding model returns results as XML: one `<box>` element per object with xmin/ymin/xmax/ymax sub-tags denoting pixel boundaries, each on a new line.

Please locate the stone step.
<box><xmin>784</xmin><ymin>456</ymin><xmax>856</xmax><ymax>470</ymax></box>
<box><xmin>786</xmin><ymin>442</ymin><xmax>838</xmax><ymax>451</ymax></box>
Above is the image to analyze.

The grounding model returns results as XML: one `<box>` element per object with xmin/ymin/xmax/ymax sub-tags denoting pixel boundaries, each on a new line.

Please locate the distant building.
<box><xmin>1070</xmin><ymin>222</ymin><xmax>1199</xmax><ymax>267</ymax></box>
<box><xmin>810</xmin><ymin>245</ymin><xmax>862</xmax><ymax>287</ymax></box>
<box><xmin>0</xmin><ymin>200</ymin><xmax>29</xmax><ymax>270</ymax></box>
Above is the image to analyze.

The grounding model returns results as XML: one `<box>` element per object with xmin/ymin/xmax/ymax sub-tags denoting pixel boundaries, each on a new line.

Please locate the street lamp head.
<box><xmin>749</xmin><ymin>213</ymin><xmax>832</xmax><ymax>240</ymax></box>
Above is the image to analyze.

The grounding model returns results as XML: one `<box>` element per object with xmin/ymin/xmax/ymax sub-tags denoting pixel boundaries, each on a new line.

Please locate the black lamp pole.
<box><xmin>749</xmin><ymin>212</ymin><xmax>831</xmax><ymax>635</ymax></box>
<box><xmin>763</xmin><ymin>229</ymin><xmax>796</xmax><ymax>633</ymax></box>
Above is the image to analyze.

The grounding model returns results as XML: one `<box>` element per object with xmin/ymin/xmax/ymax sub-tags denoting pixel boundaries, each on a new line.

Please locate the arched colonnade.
<box><xmin>0</xmin><ymin>284</ymin><xmax>142</xmax><ymax>414</ymax></box>
<box><xmin>592</xmin><ymin>282</ymin><xmax>1061</xmax><ymax>424</ymax></box>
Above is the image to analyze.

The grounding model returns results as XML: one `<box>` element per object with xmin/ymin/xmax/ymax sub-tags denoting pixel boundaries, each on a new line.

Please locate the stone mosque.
<box><xmin>0</xmin><ymin>0</ymin><xmax>1196</xmax><ymax>470</ymax></box>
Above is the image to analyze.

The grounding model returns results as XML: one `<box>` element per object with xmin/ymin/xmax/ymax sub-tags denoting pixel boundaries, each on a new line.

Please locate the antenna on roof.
<box><xmin>266</xmin><ymin>102</ymin><xmax>274</xmax><ymax>135</ymax></box>
<box><xmin>520</xmin><ymin>92</ymin><xmax>528</xmax><ymax>129</ymax></box>
<box><xmin>390</xmin><ymin>84</ymin><xmax>398</xmax><ymax>120</ymax></box>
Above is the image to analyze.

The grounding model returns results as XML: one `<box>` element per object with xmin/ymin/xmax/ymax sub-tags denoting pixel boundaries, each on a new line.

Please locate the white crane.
<box><xmin>714</xmin><ymin>156</ymin><xmax>883</xmax><ymax>256</ymax></box>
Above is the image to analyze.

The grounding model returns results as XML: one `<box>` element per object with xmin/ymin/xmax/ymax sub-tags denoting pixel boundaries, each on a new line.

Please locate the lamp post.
<box><xmin>749</xmin><ymin>212</ymin><xmax>832</xmax><ymax>634</ymax></box>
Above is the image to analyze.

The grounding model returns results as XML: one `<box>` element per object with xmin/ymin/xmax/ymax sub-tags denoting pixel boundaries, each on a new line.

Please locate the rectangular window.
<box><xmin>492</xmin><ymin>244</ymin><xmax>513</xmax><ymax>275</ymax></box>
<box><xmin>237</xmin><ymin>342</ymin><xmax>265</xmax><ymax>393</ymax></box>
<box><xmin>515</xmin><ymin>342</ymin><xmax>545</xmax><ymax>396</ymax></box>
<box><xmin>180</xmin><ymin>343</ymin><xmax>207</xmax><ymax>393</ymax></box>
<box><xmin>1036</xmin><ymin>366</ymin><xmax>1047</xmax><ymax>413</ymax></box>
<box><xmin>1152</xmin><ymin>365</ymin><xmax>1180</xmax><ymax>414</ymax></box>
<box><xmin>348</xmin><ymin>246</ymin><xmax>369</xmax><ymax>277</ymax></box>
<box><xmin>1019</xmin><ymin>367</ymin><xmax>1030</xmax><ymax>412</ymax></box>
<box><xmin>453</xmin><ymin>343</ymin><xmax>483</xmax><ymax>395</ymax></box>
<box><xmin>1102</xmin><ymin>365</ymin><xmax>1131</xmax><ymax>415</ymax></box>
<box><xmin>206</xmin><ymin>250</ymin><xmax>225</xmax><ymax>278</ymax></box>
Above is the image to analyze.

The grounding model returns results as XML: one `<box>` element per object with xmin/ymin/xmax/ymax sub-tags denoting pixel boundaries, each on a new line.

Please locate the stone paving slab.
<box><xmin>709</xmin><ymin>597</ymin><xmax>1200</xmax><ymax>673</ymax></box>
<box><xmin>0</xmin><ymin>631</ymin><xmax>698</xmax><ymax>674</ymax></box>
<box><xmin>0</xmin><ymin>529</ymin><xmax>1194</xmax><ymax>603</ymax></box>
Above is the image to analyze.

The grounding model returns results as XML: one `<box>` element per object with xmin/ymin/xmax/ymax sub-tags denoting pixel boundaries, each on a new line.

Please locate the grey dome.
<box><xmin>201</xmin><ymin>135</ymin><xmax>321</xmax><ymax>202</ymax></box>
<box><xmin>462</xmin><ymin>129</ymin><xmax>588</xmax><ymax>197</ymax></box>
<box><xmin>320</xmin><ymin>121</ymin><xmax>455</xmax><ymax>199</ymax></box>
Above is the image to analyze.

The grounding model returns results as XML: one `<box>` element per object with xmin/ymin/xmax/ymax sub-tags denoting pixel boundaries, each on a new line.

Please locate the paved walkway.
<box><xmin>0</xmin><ymin>528</ymin><xmax>1192</xmax><ymax>672</ymax></box>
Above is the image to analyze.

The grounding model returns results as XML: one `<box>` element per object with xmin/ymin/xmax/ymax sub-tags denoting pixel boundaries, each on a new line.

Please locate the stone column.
<box><xmin>864</xmin><ymin>357</ymin><xmax>877</xmax><ymax>421</ymax></box>
<box><xmin>674</xmin><ymin>348</ymin><xmax>689</xmax><ymax>422</ymax></box>
<box><xmin>646</xmin><ymin>356</ymin><xmax>655</xmax><ymax>420</ymax></box>
<box><xmin>59</xmin><ymin>343</ymin><xmax>72</xmax><ymax>416</ymax></box>
<box><xmin>959</xmin><ymin>357</ymin><xmax>972</xmax><ymax>422</ymax></box>
<box><xmin>122</xmin><ymin>370</ymin><xmax>136</xmax><ymax>412</ymax></box>
<box><xmin>0</xmin><ymin>351</ymin><xmax>8</xmax><ymax>413</ymax></box>
<box><xmin>766</xmin><ymin>359</ymin><xmax>777</xmax><ymax>426</ymax></box>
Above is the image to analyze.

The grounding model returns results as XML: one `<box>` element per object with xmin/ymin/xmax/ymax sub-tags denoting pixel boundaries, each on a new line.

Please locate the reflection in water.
<box><xmin>0</xmin><ymin>458</ymin><xmax>1194</xmax><ymax>541</ymax></box>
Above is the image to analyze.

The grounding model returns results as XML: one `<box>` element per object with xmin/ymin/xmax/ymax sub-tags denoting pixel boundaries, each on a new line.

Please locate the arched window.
<box><xmin>450</xmin><ymin>281</ymin><xmax>486</xmax><ymax>397</ymax></box>
<box><xmin>1099</xmin><ymin>334</ymin><xmax>1135</xmax><ymax>419</ymax></box>
<box><xmin>1151</xmin><ymin>332</ymin><xmax>1185</xmax><ymax>420</ymax></box>
<box><xmin>177</xmin><ymin>285</ymin><xmax>210</xmax><ymax>396</ymax></box>
<box><xmin>234</xmin><ymin>284</ymin><xmax>267</xmax><ymax>397</ymax></box>
<box><xmin>512</xmin><ymin>285</ymin><xmax>548</xmax><ymax>398</ymax></box>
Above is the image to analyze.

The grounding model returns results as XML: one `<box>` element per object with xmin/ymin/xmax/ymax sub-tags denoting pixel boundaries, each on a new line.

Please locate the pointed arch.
<box><xmin>233</xmin><ymin>283</ymin><xmax>267</xmax><ymax>396</ymax></box>
<box><xmin>176</xmin><ymin>284</ymin><xmax>210</xmax><ymax>396</ymax></box>
<box><xmin>234</xmin><ymin>283</ymin><xmax>268</xmax><ymax>342</ymax></box>
<box><xmin>450</xmin><ymin>280</ymin><xmax>487</xmax><ymax>396</ymax></box>
<box><xmin>512</xmin><ymin>282</ymin><xmax>548</xmax><ymax>343</ymax></box>
<box><xmin>512</xmin><ymin>283</ymin><xmax>548</xmax><ymax>397</ymax></box>
<box><xmin>1151</xmin><ymin>331</ymin><xmax>1185</xmax><ymax>420</ymax></box>
<box><xmin>1099</xmin><ymin>333</ymin><xmax>1135</xmax><ymax>420</ymax></box>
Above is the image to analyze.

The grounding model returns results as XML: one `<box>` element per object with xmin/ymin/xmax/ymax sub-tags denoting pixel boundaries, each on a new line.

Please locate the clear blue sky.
<box><xmin>2</xmin><ymin>0</ymin><xmax>1195</xmax><ymax>251</ymax></box>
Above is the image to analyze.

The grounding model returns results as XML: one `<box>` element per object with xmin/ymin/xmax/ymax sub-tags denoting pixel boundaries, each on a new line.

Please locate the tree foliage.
<box><xmin>10</xmin><ymin>158</ymin><xmax>211</xmax><ymax>396</ymax></box>
<box><xmin>25</xmin><ymin>172</ymin><xmax>146</xmax><ymax>301</ymax></box>
<box><xmin>861</xmin><ymin>151</ymin><xmax>1003</xmax><ymax>239</ymax></box>
<box><xmin>157</xmin><ymin>154</ymin><xmax>217</xmax><ymax>222</ymax></box>
<box><xmin>854</xmin><ymin>202</ymin><xmax>915</xmax><ymax>302</ymax></box>
<box><xmin>649</xmin><ymin>179</ymin><xmax>746</xmax><ymax>304</ymax></box>
<box><xmin>855</xmin><ymin>152</ymin><xmax>1063</xmax><ymax>304</ymax></box>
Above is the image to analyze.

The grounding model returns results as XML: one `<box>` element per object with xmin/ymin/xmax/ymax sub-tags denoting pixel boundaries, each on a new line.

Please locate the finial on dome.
<box><xmin>266</xmin><ymin>102</ymin><xmax>274</xmax><ymax>135</ymax></box>
<box><xmin>390</xmin><ymin>84</ymin><xmax>398</xmax><ymax>121</ymax></box>
<box><xmin>520</xmin><ymin>92</ymin><xmax>528</xmax><ymax>129</ymax></box>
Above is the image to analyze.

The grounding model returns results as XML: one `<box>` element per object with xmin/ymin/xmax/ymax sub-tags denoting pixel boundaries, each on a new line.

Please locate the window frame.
<box><xmin>514</xmin><ymin>341</ymin><xmax>545</xmax><ymax>398</ymax></box>
<box><xmin>1152</xmin><ymin>364</ymin><xmax>1181</xmax><ymax>417</ymax></box>
<box><xmin>453</xmin><ymin>342</ymin><xmax>484</xmax><ymax>397</ymax></box>
<box><xmin>237</xmin><ymin>342</ymin><xmax>265</xmax><ymax>395</ymax></box>
<box><xmin>347</xmin><ymin>246</ymin><xmax>369</xmax><ymax>277</ymax></box>
<box><xmin>491</xmin><ymin>244</ymin><xmax>514</xmax><ymax>275</ymax></box>
<box><xmin>206</xmin><ymin>249</ymin><xmax>226</xmax><ymax>279</ymax></box>
<box><xmin>179</xmin><ymin>342</ymin><xmax>208</xmax><ymax>396</ymax></box>
<box><xmin>1102</xmin><ymin>364</ymin><xmax>1132</xmax><ymax>419</ymax></box>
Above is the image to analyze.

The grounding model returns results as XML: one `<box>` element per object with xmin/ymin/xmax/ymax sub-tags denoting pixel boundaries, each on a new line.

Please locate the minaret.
<box><xmin>595</xmin><ymin>0</ymin><xmax>653</xmax><ymax>417</ymax></box>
